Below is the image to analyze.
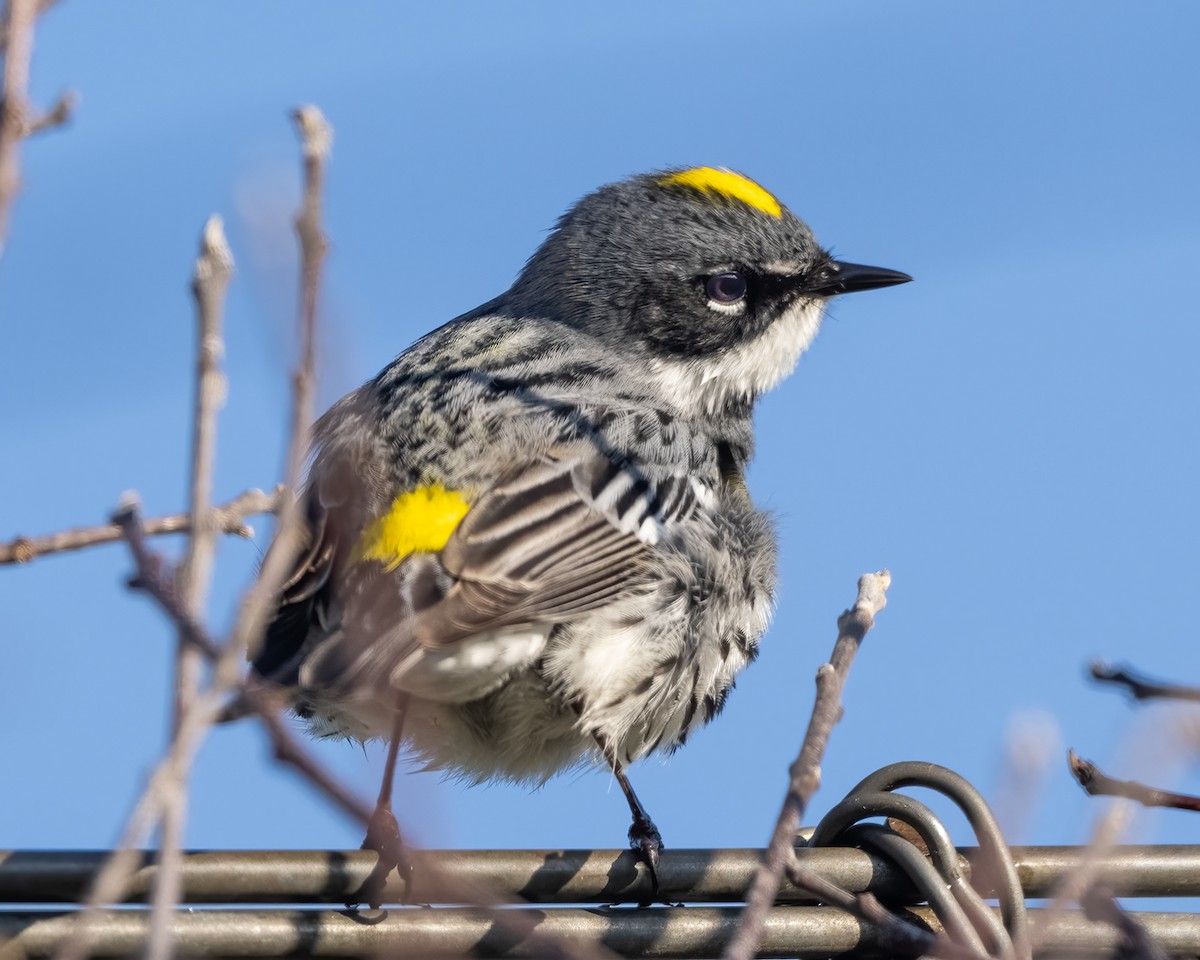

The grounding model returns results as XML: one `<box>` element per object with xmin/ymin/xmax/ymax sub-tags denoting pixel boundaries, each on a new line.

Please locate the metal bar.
<box><xmin>4</xmin><ymin>906</ymin><xmax>1200</xmax><ymax>958</ymax></box>
<box><xmin>3</xmin><ymin>846</ymin><xmax>1200</xmax><ymax>905</ymax></box>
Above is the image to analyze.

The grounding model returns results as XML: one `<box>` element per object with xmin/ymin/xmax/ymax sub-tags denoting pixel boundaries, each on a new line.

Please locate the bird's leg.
<box><xmin>351</xmin><ymin>693</ymin><xmax>412</xmax><ymax>910</ymax></box>
<box><xmin>595</xmin><ymin>733</ymin><xmax>664</xmax><ymax>898</ymax></box>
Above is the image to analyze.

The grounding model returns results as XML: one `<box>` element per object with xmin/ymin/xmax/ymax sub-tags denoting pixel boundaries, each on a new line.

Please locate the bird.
<box><xmin>246</xmin><ymin>166</ymin><xmax>910</xmax><ymax>904</ymax></box>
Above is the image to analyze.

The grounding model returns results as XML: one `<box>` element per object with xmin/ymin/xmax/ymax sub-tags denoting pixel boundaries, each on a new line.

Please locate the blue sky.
<box><xmin>4</xmin><ymin>1</ymin><xmax>1199</xmax><ymax>871</ymax></box>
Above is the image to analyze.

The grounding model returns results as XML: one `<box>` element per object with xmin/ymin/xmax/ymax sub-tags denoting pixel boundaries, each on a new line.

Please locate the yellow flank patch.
<box><xmin>358</xmin><ymin>484</ymin><xmax>470</xmax><ymax>570</ymax></box>
<box><xmin>658</xmin><ymin>167</ymin><xmax>782</xmax><ymax>218</ymax></box>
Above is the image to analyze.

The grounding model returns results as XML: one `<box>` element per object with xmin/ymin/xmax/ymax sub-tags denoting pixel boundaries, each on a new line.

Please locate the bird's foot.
<box><xmin>628</xmin><ymin>813</ymin><xmax>665</xmax><ymax>905</ymax></box>
<box><xmin>348</xmin><ymin>800</ymin><xmax>412</xmax><ymax>911</ymax></box>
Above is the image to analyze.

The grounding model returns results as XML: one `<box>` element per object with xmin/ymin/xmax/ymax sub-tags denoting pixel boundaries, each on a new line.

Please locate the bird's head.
<box><xmin>505</xmin><ymin>167</ymin><xmax>910</xmax><ymax>415</ymax></box>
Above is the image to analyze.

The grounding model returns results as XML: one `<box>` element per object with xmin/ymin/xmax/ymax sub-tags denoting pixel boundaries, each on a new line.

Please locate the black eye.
<box><xmin>705</xmin><ymin>271</ymin><xmax>748</xmax><ymax>304</ymax></box>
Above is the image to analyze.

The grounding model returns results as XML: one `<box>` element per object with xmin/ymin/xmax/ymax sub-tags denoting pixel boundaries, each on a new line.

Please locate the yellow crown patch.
<box><xmin>358</xmin><ymin>484</ymin><xmax>470</xmax><ymax>570</ymax></box>
<box><xmin>658</xmin><ymin>167</ymin><xmax>782</xmax><ymax>219</ymax></box>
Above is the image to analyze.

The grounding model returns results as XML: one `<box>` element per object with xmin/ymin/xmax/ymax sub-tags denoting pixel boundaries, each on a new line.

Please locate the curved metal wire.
<box><xmin>841</xmin><ymin>823</ymin><xmax>984</xmax><ymax>952</ymax></box>
<box><xmin>847</xmin><ymin>761</ymin><xmax>1029</xmax><ymax>957</ymax></box>
<box><xmin>808</xmin><ymin>761</ymin><xmax>1031</xmax><ymax>960</ymax></box>
<box><xmin>811</xmin><ymin>789</ymin><xmax>1012</xmax><ymax>958</ymax></box>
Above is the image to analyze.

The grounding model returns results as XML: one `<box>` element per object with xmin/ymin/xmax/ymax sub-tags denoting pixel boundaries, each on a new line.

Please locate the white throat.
<box><xmin>647</xmin><ymin>299</ymin><xmax>826</xmax><ymax>416</ymax></box>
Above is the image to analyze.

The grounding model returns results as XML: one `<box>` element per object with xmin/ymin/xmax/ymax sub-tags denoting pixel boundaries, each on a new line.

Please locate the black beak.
<box><xmin>807</xmin><ymin>260</ymin><xmax>912</xmax><ymax>297</ymax></box>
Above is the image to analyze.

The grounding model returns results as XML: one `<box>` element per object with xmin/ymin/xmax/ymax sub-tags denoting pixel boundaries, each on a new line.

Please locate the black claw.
<box><xmin>628</xmin><ymin>814</ymin><xmax>665</xmax><ymax>904</ymax></box>
<box><xmin>349</xmin><ymin>801</ymin><xmax>412</xmax><ymax>910</ymax></box>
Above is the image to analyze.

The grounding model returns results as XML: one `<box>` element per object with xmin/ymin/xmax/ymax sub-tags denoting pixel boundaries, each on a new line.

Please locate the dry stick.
<box><xmin>206</xmin><ymin>113</ymin><xmax>611</xmax><ymax>960</ymax></box>
<box><xmin>1090</xmin><ymin>661</ymin><xmax>1200</xmax><ymax>705</ymax></box>
<box><xmin>0</xmin><ymin>0</ymin><xmax>56</xmax><ymax>52</ymax></box>
<box><xmin>0</xmin><ymin>0</ymin><xmax>36</xmax><ymax>258</ymax></box>
<box><xmin>1031</xmin><ymin>794</ymin><xmax>1135</xmax><ymax>957</ymax></box>
<box><xmin>120</xmin><ymin>501</ymin><xmax>375</xmax><ymax>825</ymax></box>
<box><xmin>722</xmin><ymin>570</ymin><xmax>890</xmax><ymax>960</ymax></box>
<box><xmin>52</xmin><ymin>110</ymin><xmax>334</xmax><ymax>960</ymax></box>
<box><xmin>72</xmin><ymin>499</ymin><xmax>607</xmax><ymax>960</ymax></box>
<box><xmin>1068</xmin><ymin>750</ymin><xmax>1200</xmax><ymax>813</ymax></box>
<box><xmin>50</xmin><ymin>501</ymin><xmax>378</xmax><ymax>960</ymax></box>
<box><xmin>0</xmin><ymin>0</ymin><xmax>73</xmax><ymax>261</ymax></box>
<box><xmin>221</xmin><ymin>104</ymin><xmax>330</xmax><ymax>685</ymax></box>
<box><xmin>147</xmin><ymin>216</ymin><xmax>236</xmax><ymax>960</ymax></box>
<box><xmin>137</xmin><ymin>110</ymin><xmax>329</xmax><ymax>957</ymax></box>
<box><xmin>1080</xmin><ymin>884</ymin><xmax>1170</xmax><ymax>960</ymax></box>
<box><xmin>22</xmin><ymin>87</ymin><xmax>71</xmax><ymax>135</ymax></box>
<box><xmin>0</xmin><ymin>487</ymin><xmax>283</xmax><ymax>565</ymax></box>
<box><xmin>118</xmin><ymin>501</ymin><xmax>376</xmax><ymax>825</ymax></box>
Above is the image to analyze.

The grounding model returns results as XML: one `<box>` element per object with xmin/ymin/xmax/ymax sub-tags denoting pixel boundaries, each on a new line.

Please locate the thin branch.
<box><xmin>52</xmin><ymin>628</ymin><xmax>231</xmax><ymax>960</ymax></box>
<box><xmin>1080</xmin><ymin>884</ymin><xmax>1170</xmax><ymax>960</ymax></box>
<box><xmin>76</xmin><ymin>498</ymin><xmax>603</xmax><ymax>959</ymax></box>
<box><xmin>174</xmin><ymin>214</ymin><xmax>235</xmax><ymax>712</ymax></box>
<box><xmin>0</xmin><ymin>0</ymin><xmax>37</xmax><ymax>258</ymax></box>
<box><xmin>0</xmin><ymin>0</ymin><xmax>56</xmax><ymax>52</ymax></box>
<box><xmin>57</xmin><ymin>116</ymin><xmax>337</xmax><ymax>958</ymax></box>
<box><xmin>723</xmin><ymin>570</ymin><xmax>891</xmax><ymax>960</ymax></box>
<box><xmin>148</xmin><ymin>215</ymin><xmax>236</xmax><ymax>960</ymax></box>
<box><xmin>21</xmin><ymin>87</ymin><xmax>72</xmax><ymax>135</ymax></box>
<box><xmin>1068</xmin><ymin>750</ymin><xmax>1200</xmax><ymax>812</ymax></box>
<box><xmin>1090</xmin><ymin>661</ymin><xmax>1200</xmax><ymax>704</ymax></box>
<box><xmin>52</xmin><ymin>499</ymin><xmax>376</xmax><ymax>960</ymax></box>
<box><xmin>0</xmin><ymin>486</ymin><xmax>283</xmax><ymax>564</ymax></box>
<box><xmin>114</xmin><ymin>499</ymin><xmax>375</xmax><ymax>825</ymax></box>
<box><xmin>226</xmin><ymin>104</ymin><xmax>330</xmax><ymax>677</ymax></box>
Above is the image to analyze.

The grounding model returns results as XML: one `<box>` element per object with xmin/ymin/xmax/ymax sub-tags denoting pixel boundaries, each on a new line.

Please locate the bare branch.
<box><xmin>0</xmin><ymin>486</ymin><xmax>282</xmax><ymax>564</ymax></box>
<box><xmin>1090</xmin><ymin>661</ymin><xmax>1200</xmax><ymax>704</ymax></box>
<box><xmin>1068</xmin><ymin>750</ymin><xmax>1200</xmax><ymax>812</ymax></box>
<box><xmin>723</xmin><ymin>570</ymin><xmax>891</xmax><ymax>960</ymax></box>
<box><xmin>52</xmin><ymin>498</ymin><xmax>376</xmax><ymax>960</ymax></box>
<box><xmin>0</xmin><ymin>0</ymin><xmax>71</xmax><ymax>260</ymax></box>
<box><xmin>112</xmin><ymin>499</ymin><xmax>374</xmax><ymax>825</ymax></box>
<box><xmin>0</xmin><ymin>0</ymin><xmax>37</xmax><ymax>258</ymax></box>
<box><xmin>175</xmin><ymin>213</ymin><xmax>236</xmax><ymax>705</ymax></box>
<box><xmin>0</xmin><ymin>0</ymin><xmax>56</xmax><ymax>51</ymax></box>
<box><xmin>1080</xmin><ymin>884</ymin><xmax>1170</xmax><ymax>960</ymax></box>
<box><xmin>21</xmin><ymin>87</ymin><xmax>72</xmax><ymax>135</ymax></box>
<box><xmin>176</xmin><ymin>212</ymin><xmax>235</xmax><ymax>614</ymax></box>
<box><xmin>147</xmin><ymin>215</ymin><xmax>236</xmax><ymax>960</ymax></box>
<box><xmin>226</xmin><ymin>105</ymin><xmax>330</xmax><ymax>677</ymax></box>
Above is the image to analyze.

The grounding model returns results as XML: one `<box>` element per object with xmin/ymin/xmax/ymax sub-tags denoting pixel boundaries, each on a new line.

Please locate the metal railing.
<box><xmin>4</xmin><ymin>845</ymin><xmax>1200</xmax><ymax>957</ymax></box>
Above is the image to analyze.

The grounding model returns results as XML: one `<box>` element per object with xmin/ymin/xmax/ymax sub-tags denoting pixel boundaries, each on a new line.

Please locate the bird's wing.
<box><xmin>413</xmin><ymin>448</ymin><xmax>667</xmax><ymax>647</ymax></box>
<box><xmin>260</xmin><ymin>445</ymin><xmax>703</xmax><ymax>699</ymax></box>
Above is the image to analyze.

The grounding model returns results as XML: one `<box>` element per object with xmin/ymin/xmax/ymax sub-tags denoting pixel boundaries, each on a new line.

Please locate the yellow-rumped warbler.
<box><xmin>249</xmin><ymin>167</ymin><xmax>909</xmax><ymax>897</ymax></box>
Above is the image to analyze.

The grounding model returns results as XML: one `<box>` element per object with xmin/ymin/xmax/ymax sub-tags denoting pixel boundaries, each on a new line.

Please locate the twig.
<box><xmin>0</xmin><ymin>0</ymin><xmax>56</xmax><ymax>52</ymax></box>
<box><xmin>147</xmin><ymin>215</ymin><xmax>236</xmax><ymax>960</ymax></box>
<box><xmin>20</xmin><ymin>87</ymin><xmax>72</xmax><ymax>135</ymax></box>
<box><xmin>118</xmin><ymin>500</ymin><xmax>376</xmax><ymax>826</ymax></box>
<box><xmin>52</xmin><ymin>499</ymin><xmax>377</xmax><ymax>960</ymax></box>
<box><xmin>1068</xmin><ymin>750</ymin><xmax>1200</xmax><ymax>812</ymax></box>
<box><xmin>51</xmin><ymin>692</ymin><xmax>226</xmax><ymax>960</ymax></box>
<box><xmin>94</xmin><ymin>498</ymin><xmax>602</xmax><ymax>957</ymax></box>
<box><xmin>0</xmin><ymin>0</ymin><xmax>72</xmax><ymax>262</ymax></box>
<box><xmin>1033</xmin><ymin>776</ymin><xmax>1135</xmax><ymax>956</ymax></box>
<box><xmin>175</xmin><ymin>216</ymin><xmax>235</xmax><ymax>719</ymax></box>
<box><xmin>226</xmin><ymin>104</ymin><xmax>330</xmax><ymax>677</ymax></box>
<box><xmin>0</xmin><ymin>0</ymin><xmax>36</xmax><ymax>258</ymax></box>
<box><xmin>1090</xmin><ymin>661</ymin><xmax>1200</xmax><ymax>704</ymax></box>
<box><xmin>57</xmin><ymin>114</ymin><xmax>338</xmax><ymax>959</ymax></box>
<box><xmin>0</xmin><ymin>486</ymin><xmax>283</xmax><ymax>564</ymax></box>
<box><xmin>784</xmin><ymin>861</ymin><xmax>991</xmax><ymax>960</ymax></box>
<box><xmin>723</xmin><ymin>570</ymin><xmax>891</xmax><ymax>960</ymax></box>
<box><xmin>1080</xmin><ymin>884</ymin><xmax>1170</xmax><ymax>960</ymax></box>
